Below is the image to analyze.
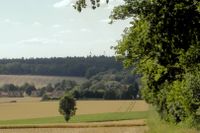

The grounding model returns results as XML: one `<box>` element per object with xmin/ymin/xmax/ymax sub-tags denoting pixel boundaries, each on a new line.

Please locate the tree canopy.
<box><xmin>75</xmin><ymin>0</ymin><xmax>200</xmax><ymax>124</ymax></box>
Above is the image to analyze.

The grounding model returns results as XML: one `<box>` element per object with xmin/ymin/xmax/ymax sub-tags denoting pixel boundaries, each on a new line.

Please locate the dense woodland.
<box><xmin>0</xmin><ymin>56</ymin><xmax>123</xmax><ymax>78</ymax></box>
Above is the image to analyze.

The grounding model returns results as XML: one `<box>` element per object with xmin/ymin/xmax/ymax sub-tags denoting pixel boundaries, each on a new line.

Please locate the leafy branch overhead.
<box><xmin>74</xmin><ymin>0</ymin><xmax>109</xmax><ymax>12</ymax></box>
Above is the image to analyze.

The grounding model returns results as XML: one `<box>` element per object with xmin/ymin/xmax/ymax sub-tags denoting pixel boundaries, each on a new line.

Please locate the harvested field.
<box><xmin>0</xmin><ymin>97</ymin><xmax>41</xmax><ymax>104</ymax></box>
<box><xmin>0</xmin><ymin>75</ymin><xmax>87</xmax><ymax>88</ymax></box>
<box><xmin>0</xmin><ymin>126</ymin><xmax>148</xmax><ymax>133</ymax></box>
<box><xmin>0</xmin><ymin>120</ymin><xmax>147</xmax><ymax>133</ymax></box>
<box><xmin>0</xmin><ymin>119</ymin><xmax>146</xmax><ymax>128</ymax></box>
<box><xmin>0</xmin><ymin>98</ymin><xmax>148</xmax><ymax>120</ymax></box>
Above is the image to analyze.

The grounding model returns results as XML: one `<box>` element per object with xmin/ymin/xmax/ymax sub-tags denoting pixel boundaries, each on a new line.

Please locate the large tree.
<box><xmin>75</xmin><ymin>0</ymin><xmax>200</xmax><ymax>124</ymax></box>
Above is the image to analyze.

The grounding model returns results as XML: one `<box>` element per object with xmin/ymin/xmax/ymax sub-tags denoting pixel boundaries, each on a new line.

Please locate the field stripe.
<box><xmin>0</xmin><ymin>122</ymin><xmax>146</xmax><ymax>129</ymax></box>
<box><xmin>0</xmin><ymin>111</ymin><xmax>148</xmax><ymax>126</ymax></box>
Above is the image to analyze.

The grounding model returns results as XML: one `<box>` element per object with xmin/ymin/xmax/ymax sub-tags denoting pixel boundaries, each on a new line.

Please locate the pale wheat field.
<box><xmin>0</xmin><ymin>75</ymin><xmax>87</xmax><ymax>88</ymax></box>
<box><xmin>0</xmin><ymin>126</ymin><xmax>148</xmax><ymax>133</ymax></box>
<box><xmin>0</xmin><ymin>98</ymin><xmax>148</xmax><ymax>120</ymax></box>
<box><xmin>0</xmin><ymin>98</ymin><xmax>149</xmax><ymax>133</ymax></box>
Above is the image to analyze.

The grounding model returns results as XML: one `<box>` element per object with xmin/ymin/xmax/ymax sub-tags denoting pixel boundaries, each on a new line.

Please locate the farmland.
<box><xmin>0</xmin><ymin>126</ymin><xmax>148</xmax><ymax>133</ymax></box>
<box><xmin>0</xmin><ymin>75</ymin><xmax>149</xmax><ymax>133</ymax></box>
<box><xmin>0</xmin><ymin>98</ymin><xmax>148</xmax><ymax>120</ymax></box>
<box><xmin>0</xmin><ymin>98</ymin><xmax>149</xmax><ymax>133</ymax></box>
<box><xmin>0</xmin><ymin>75</ymin><xmax>87</xmax><ymax>88</ymax></box>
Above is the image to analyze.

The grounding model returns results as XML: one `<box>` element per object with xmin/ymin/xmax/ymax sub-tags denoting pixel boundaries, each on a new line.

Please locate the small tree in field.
<box><xmin>59</xmin><ymin>93</ymin><xmax>76</xmax><ymax>121</ymax></box>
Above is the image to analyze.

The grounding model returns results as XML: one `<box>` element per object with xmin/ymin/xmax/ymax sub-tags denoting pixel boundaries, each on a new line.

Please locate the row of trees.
<box><xmin>0</xmin><ymin>83</ymin><xmax>36</xmax><ymax>97</ymax></box>
<box><xmin>0</xmin><ymin>80</ymin><xmax>77</xmax><ymax>98</ymax></box>
<box><xmin>0</xmin><ymin>56</ymin><xmax>123</xmax><ymax>78</ymax></box>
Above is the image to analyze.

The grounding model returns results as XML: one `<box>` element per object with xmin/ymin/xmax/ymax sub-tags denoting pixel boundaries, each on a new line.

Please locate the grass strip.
<box><xmin>0</xmin><ymin>111</ymin><xmax>148</xmax><ymax>126</ymax></box>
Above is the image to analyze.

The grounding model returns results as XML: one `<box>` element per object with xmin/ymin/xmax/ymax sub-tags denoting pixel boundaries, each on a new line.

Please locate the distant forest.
<box><xmin>0</xmin><ymin>56</ymin><xmax>123</xmax><ymax>78</ymax></box>
<box><xmin>0</xmin><ymin>56</ymin><xmax>141</xmax><ymax>100</ymax></box>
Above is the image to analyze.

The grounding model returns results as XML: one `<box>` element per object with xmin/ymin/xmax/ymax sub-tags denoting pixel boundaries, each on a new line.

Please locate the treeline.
<box><xmin>0</xmin><ymin>56</ymin><xmax>123</xmax><ymax>78</ymax></box>
<box><xmin>0</xmin><ymin>80</ymin><xmax>77</xmax><ymax>98</ymax></box>
<box><xmin>0</xmin><ymin>70</ymin><xmax>141</xmax><ymax>100</ymax></box>
<box><xmin>71</xmin><ymin>70</ymin><xmax>140</xmax><ymax>100</ymax></box>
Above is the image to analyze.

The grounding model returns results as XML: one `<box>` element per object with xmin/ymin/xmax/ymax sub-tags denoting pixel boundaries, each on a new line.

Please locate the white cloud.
<box><xmin>59</xmin><ymin>30</ymin><xmax>72</xmax><ymax>33</ymax></box>
<box><xmin>1</xmin><ymin>18</ymin><xmax>22</xmax><ymax>25</ymax></box>
<box><xmin>100</xmin><ymin>0</ymin><xmax>123</xmax><ymax>5</ymax></box>
<box><xmin>53</xmin><ymin>30</ymin><xmax>72</xmax><ymax>37</ymax></box>
<box><xmin>32</xmin><ymin>22</ymin><xmax>42</xmax><ymax>26</ymax></box>
<box><xmin>17</xmin><ymin>38</ymin><xmax>64</xmax><ymax>45</ymax></box>
<box><xmin>80</xmin><ymin>28</ymin><xmax>91</xmax><ymax>32</ymax></box>
<box><xmin>100</xmin><ymin>18</ymin><xmax>111</xmax><ymax>23</ymax></box>
<box><xmin>101</xmin><ymin>0</ymin><xmax>124</xmax><ymax>10</ymax></box>
<box><xmin>105</xmin><ymin>4</ymin><xmax>114</xmax><ymax>10</ymax></box>
<box><xmin>69</xmin><ymin>18</ymin><xmax>75</xmax><ymax>22</ymax></box>
<box><xmin>4</xmin><ymin>19</ymin><xmax>11</xmax><ymax>23</ymax></box>
<box><xmin>53</xmin><ymin>0</ymin><xmax>123</xmax><ymax>9</ymax></box>
<box><xmin>53</xmin><ymin>0</ymin><xmax>73</xmax><ymax>8</ymax></box>
<box><xmin>52</xmin><ymin>24</ymin><xmax>62</xmax><ymax>28</ymax></box>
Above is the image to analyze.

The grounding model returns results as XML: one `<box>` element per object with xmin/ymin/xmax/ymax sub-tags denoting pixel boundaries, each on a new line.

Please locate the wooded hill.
<box><xmin>0</xmin><ymin>70</ymin><xmax>140</xmax><ymax>100</ymax></box>
<box><xmin>0</xmin><ymin>56</ymin><xmax>123</xmax><ymax>78</ymax></box>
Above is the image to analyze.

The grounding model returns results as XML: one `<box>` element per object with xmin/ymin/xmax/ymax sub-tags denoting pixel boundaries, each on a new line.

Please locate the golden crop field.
<box><xmin>0</xmin><ymin>97</ymin><xmax>148</xmax><ymax>120</ymax></box>
<box><xmin>0</xmin><ymin>75</ymin><xmax>87</xmax><ymax>88</ymax></box>
<box><xmin>0</xmin><ymin>126</ymin><xmax>148</xmax><ymax>133</ymax></box>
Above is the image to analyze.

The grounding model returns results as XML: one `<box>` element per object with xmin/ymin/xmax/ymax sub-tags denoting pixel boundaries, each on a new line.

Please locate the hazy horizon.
<box><xmin>0</xmin><ymin>0</ymin><xmax>130</xmax><ymax>58</ymax></box>
<box><xmin>0</xmin><ymin>55</ymin><xmax>115</xmax><ymax>59</ymax></box>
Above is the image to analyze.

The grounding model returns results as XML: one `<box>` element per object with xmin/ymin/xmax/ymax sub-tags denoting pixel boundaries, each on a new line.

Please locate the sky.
<box><xmin>0</xmin><ymin>0</ymin><xmax>130</xmax><ymax>58</ymax></box>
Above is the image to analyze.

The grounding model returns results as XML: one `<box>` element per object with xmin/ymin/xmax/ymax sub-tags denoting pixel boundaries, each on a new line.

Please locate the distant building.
<box><xmin>8</xmin><ymin>91</ymin><xmax>23</xmax><ymax>97</ymax></box>
<box><xmin>0</xmin><ymin>91</ymin><xmax>9</xmax><ymax>97</ymax></box>
<box><xmin>31</xmin><ymin>90</ymin><xmax>43</xmax><ymax>97</ymax></box>
<box><xmin>0</xmin><ymin>91</ymin><xmax>23</xmax><ymax>97</ymax></box>
<box><xmin>45</xmin><ymin>90</ymin><xmax>65</xmax><ymax>99</ymax></box>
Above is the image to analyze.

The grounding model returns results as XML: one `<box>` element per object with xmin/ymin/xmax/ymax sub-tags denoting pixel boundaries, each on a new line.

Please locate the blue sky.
<box><xmin>0</xmin><ymin>0</ymin><xmax>130</xmax><ymax>58</ymax></box>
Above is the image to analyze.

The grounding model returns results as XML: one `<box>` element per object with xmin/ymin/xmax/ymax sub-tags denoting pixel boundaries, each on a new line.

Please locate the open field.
<box><xmin>0</xmin><ymin>98</ymin><xmax>148</xmax><ymax>120</ymax></box>
<box><xmin>0</xmin><ymin>112</ymin><xmax>147</xmax><ymax>125</ymax></box>
<box><xmin>0</xmin><ymin>97</ymin><xmax>41</xmax><ymax>104</ymax></box>
<box><xmin>0</xmin><ymin>98</ymin><xmax>149</xmax><ymax>133</ymax></box>
<box><xmin>0</xmin><ymin>126</ymin><xmax>148</xmax><ymax>133</ymax></box>
<box><xmin>0</xmin><ymin>75</ymin><xmax>87</xmax><ymax>88</ymax></box>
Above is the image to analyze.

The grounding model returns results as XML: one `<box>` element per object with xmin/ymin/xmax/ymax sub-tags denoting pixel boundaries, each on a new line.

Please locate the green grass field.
<box><xmin>0</xmin><ymin>111</ymin><xmax>148</xmax><ymax>126</ymax></box>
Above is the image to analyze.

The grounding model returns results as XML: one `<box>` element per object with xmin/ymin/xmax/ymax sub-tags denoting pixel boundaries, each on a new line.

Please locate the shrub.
<box><xmin>41</xmin><ymin>94</ymin><xmax>50</xmax><ymax>101</ymax></box>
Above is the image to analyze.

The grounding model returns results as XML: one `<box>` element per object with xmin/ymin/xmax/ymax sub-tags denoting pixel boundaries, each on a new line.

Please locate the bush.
<box><xmin>147</xmin><ymin>107</ymin><xmax>199</xmax><ymax>133</ymax></box>
<box><xmin>59</xmin><ymin>93</ymin><xmax>76</xmax><ymax>121</ymax></box>
<box><xmin>41</xmin><ymin>94</ymin><xmax>50</xmax><ymax>101</ymax></box>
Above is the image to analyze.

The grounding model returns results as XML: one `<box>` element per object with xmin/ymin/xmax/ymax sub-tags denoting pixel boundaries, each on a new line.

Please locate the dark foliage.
<box><xmin>59</xmin><ymin>93</ymin><xmax>76</xmax><ymax>121</ymax></box>
<box><xmin>0</xmin><ymin>56</ymin><xmax>123</xmax><ymax>77</ymax></box>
